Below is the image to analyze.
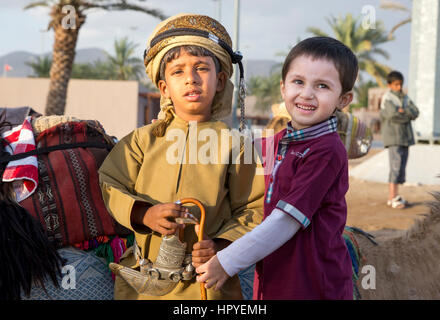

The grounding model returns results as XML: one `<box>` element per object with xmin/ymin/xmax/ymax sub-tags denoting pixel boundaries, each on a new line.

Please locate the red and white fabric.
<box><xmin>1</xmin><ymin>116</ymin><xmax>38</xmax><ymax>202</ymax></box>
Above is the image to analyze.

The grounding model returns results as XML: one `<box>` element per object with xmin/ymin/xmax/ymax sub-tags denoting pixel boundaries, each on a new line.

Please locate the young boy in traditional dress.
<box><xmin>197</xmin><ymin>37</ymin><xmax>358</xmax><ymax>299</ymax></box>
<box><xmin>98</xmin><ymin>13</ymin><xmax>264</xmax><ymax>300</ymax></box>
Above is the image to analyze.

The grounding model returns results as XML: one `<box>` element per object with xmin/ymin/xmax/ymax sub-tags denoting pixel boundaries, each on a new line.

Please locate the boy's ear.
<box><xmin>280</xmin><ymin>80</ymin><xmax>285</xmax><ymax>100</ymax></box>
<box><xmin>216</xmin><ymin>71</ymin><xmax>227</xmax><ymax>92</ymax></box>
<box><xmin>337</xmin><ymin>91</ymin><xmax>353</xmax><ymax>110</ymax></box>
<box><xmin>158</xmin><ymin>79</ymin><xmax>170</xmax><ymax>98</ymax></box>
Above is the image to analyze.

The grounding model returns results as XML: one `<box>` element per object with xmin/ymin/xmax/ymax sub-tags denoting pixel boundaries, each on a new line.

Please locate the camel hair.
<box><xmin>357</xmin><ymin>190</ymin><xmax>440</xmax><ymax>300</ymax></box>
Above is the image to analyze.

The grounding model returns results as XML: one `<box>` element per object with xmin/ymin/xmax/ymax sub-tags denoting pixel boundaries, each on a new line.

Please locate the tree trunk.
<box><xmin>45</xmin><ymin>4</ymin><xmax>85</xmax><ymax>115</ymax></box>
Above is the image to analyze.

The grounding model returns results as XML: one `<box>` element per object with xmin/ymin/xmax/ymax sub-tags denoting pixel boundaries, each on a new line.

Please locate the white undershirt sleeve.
<box><xmin>216</xmin><ymin>208</ymin><xmax>301</xmax><ymax>277</ymax></box>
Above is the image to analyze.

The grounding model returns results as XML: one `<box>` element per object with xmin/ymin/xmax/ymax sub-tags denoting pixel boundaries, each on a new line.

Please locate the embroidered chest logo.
<box><xmin>291</xmin><ymin>147</ymin><xmax>310</xmax><ymax>158</ymax></box>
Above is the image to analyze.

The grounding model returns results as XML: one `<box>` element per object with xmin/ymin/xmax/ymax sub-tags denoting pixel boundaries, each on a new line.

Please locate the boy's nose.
<box><xmin>185</xmin><ymin>71</ymin><xmax>199</xmax><ymax>84</ymax></box>
<box><xmin>300</xmin><ymin>86</ymin><xmax>314</xmax><ymax>99</ymax></box>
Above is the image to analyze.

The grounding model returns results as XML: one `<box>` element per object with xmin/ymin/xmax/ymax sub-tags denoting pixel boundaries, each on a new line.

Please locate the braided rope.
<box><xmin>238</xmin><ymin>77</ymin><xmax>247</xmax><ymax>132</ymax></box>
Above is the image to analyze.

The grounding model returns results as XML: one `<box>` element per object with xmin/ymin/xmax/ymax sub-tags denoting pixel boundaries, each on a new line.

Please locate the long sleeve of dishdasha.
<box><xmin>98</xmin><ymin>129</ymin><xmax>152</xmax><ymax>233</ymax></box>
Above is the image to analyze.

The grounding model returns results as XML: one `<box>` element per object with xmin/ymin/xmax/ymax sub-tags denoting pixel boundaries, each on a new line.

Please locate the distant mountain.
<box><xmin>74</xmin><ymin>48</ymin><xmax>109</xmax><ymax>64</ymax></box>
<box><xmin>0</xmin><ymin>51</ymin><xmax>37</xmax><ymax>78</ymax></box>
<box><xmin>0</xmin><ymin>48</ymin><xmax>108</xmax><ymax>78</ymax></box>
<box><xmin>1</xmin><ymin>49</ymin><xmax>278</xmax><ymax>81</ymax></box>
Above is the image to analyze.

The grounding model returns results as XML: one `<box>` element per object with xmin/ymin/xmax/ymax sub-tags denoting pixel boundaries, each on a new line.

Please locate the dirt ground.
<box><xmin>346</xmin><ymin>148</ymin><xmax>439</xmax><ymax>242</ymax></box>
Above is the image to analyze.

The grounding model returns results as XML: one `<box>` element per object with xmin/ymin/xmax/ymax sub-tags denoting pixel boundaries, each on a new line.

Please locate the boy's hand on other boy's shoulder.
<box><xmin>192</xmin><ymin>225</ymin><xmax>231</xmax><ymax>268</ymax></box>
<box><xmin>196</xmin><ymin>255</ymin><xmax>230</xmax><ymax>291</ymax></box>
<box><xmin>398</xmin><ymin>107</ymin><xmax>404</xmax><ymax>113</ymax></box>
<box><xmin>143</xmin><ymin>203</ymin><xmax>187</xmax><ymax>235</ymax></box>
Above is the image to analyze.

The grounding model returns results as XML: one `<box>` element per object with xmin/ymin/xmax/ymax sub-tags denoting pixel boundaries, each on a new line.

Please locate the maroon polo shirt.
<box><xmin>253</xmin><ymin>129</ymin><xmax>353</xmax><ymax>300</ymax></box>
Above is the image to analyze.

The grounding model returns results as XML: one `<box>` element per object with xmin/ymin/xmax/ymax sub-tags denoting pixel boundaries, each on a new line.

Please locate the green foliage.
<box><xmin>72</xmin><ymin>37</ymin><xmax>143</xmax><ymax>80</ymax></box>
<box><xmin>247</xmin><ymin>71</ymin><xmax>282</xmax><ymax>111</ymax></box>
<box><xmin>71</xmin><ymin>60</ymin><xmax>116</xmax><ymax>79</ymax></box>
<box><xmin>349</xmin><ymin>80</ymin><xmax>378</xmax><ymax>112</ymax></box>
<box><xmin>26</xmin><ymin>37</ymin><xmax>145</xmax><ymax>81</ymax></box>
<box><xmin>106</xmin><ymin>37</ymin><xmax>144</xmax><ymax>81</ymax></box>
<box><xmin>26</xmin><ymin>56</ymin><xmax>52</xmax><ymax>78</ymax></box>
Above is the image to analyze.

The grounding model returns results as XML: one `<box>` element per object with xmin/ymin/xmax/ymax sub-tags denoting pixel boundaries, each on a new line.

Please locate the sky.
<box><xmin>0</xmin><ymin>0</ymin><xmax>413</xmax><ymax>80</ymax></box>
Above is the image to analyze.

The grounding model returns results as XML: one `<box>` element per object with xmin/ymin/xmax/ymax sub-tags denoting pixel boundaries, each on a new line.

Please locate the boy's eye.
<box><xmin>317</xmin><ymin>83</ymin><xmax>328</xmax><ymax>89</ymax></box>
<box><xmin>196</xmin><ymin>66</ymin><xmax>209</xmax><ymax>71</ymax></box>
<box><xmin>171</xmin><ymin>69</ymin><xmax>183</xmax><ymax>75</ymax></box>
<box><xmin>293</xmin><ymin>79</ymin><xmax>303</xmax><ymax>85</ymax></box>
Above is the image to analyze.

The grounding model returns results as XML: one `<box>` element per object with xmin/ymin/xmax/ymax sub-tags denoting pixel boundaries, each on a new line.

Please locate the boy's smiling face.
<box><xmin>158</xmin><ymin>49</ymin><xmax>226</xmax><ymax>122</ymax></box>
<box><xmin>281</xmin><ymin>55</ymin><xmax>353</xmax><ymax>130</ymax></box>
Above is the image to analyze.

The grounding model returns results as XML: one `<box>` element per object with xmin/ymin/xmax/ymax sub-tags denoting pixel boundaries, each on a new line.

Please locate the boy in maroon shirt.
<box><xmin>197</xmin><ymin>37</ymin><xmax>358</xmax><ymax>299</ymax></box>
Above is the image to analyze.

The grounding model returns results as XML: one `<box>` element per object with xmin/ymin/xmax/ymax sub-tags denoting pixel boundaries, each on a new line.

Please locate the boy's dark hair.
<box><xmin>159</xmin><ymin>45</ymin><xmax>222</xmax><ymax>81</ymax></box>
<box><xmin>387</xmin><ymin>70</ymin><xmax>404</xmax><ymax>84</ymax></box>
<box><xmin>282</xmin><ymin>37</ymin><xmax>359</xmax><ymax>94</ymax></box>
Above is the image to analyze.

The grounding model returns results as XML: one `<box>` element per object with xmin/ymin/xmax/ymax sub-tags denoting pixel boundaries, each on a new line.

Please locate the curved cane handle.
<box><xmin>176</xmin><ymin>198</ymin><xmax>207</xmax><ymax>300</ymax></box>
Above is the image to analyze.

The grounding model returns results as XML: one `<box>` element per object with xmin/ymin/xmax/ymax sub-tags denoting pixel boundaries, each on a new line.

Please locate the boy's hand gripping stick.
<box><xmin>109</xmin><ymin>198</ymin><xmax>207</xmax><ymax>299</ymax></box>
<box><xmin>175</xmin><ymin>198</ymin><xmax>207</xmax><ymax>300</ymax></box>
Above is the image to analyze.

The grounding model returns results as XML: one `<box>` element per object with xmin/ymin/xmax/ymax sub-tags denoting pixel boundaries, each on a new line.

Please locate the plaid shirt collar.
<box><xmin>280</xmin><ymin>116</ymin><xmax>338</xmax><ymax>144</ymax></box>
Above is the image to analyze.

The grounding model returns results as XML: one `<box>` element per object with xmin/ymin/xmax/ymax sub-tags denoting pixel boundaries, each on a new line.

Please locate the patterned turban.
<box><xmin>143</xmin><ymin>13</ymin><xmax>246</xmax><ymax>136</ymax></box>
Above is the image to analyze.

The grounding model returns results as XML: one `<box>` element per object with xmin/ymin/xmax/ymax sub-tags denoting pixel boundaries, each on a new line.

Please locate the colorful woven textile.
<box><xmin>22</xmin><ymin>246</ymin><xmax>114</xmax><ymax>300</ymax></box>
<box><xmin>1</xmin><ymin>116</ymin><xmax>38</xmax><ymax>202</ymax></box>
<box><xmin>19</xmin><ymin>121</ymin><xmax>130</xmax><ymax>248</ymax></box>
<box><xmin>75</xmin><ymin>234</ymin><xmax>134</xmax><ymax>278</ymax></box>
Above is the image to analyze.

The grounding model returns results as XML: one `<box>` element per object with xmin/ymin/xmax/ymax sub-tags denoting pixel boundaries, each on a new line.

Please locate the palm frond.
<box><xmin>105</xmin><ymin>36</ymin><xmax>144</xmax><ymax>80</ymax></box>
<box><xmin>306</xmin><ymin>27</ymin><xmax>329</xmax><ymax>38</ymax></box>
<box><xmin>82</xmin><ymin>1</ymin><xmax>166</xmax><ymax>20</ymax></box>
<box><xmin>371</xmin><ymin>47</ymin><xmax>390</xmax><ymax>60</ymax></box>
<box><xmin>25</xmin><ymin>55</ymin><xmax>52</xmax><ymax>78</ymax></box>
<box><xmin>356</xmin><ymin>40</ymin><xmax>372</xmax><ymax>53</ymax></box>
<box><xmin>380</xmin><ymin>0</ymin><xmax>410</xmax><ymax>12</ymax></box>
<box><xmin>388</xmin><ymin>17</ymin><xmax>412</xmax><ymax>40</ymax></box>
<box><xmin>329</xmin><ymin>16</ymin><xmax>345</xmax><ymax>41</ymax></box>
<box><xmin>363</xmin><ymin>60</ymin><xmax>389</xmax><ymax>87</ymax></box>
<box><xmin>372</xmin><ymin>61</ymin><xmax>392</xmax><ymax>75</ymax></box>
<box><xmin>23</xmin><ymin>1</ymin><xmax>50</xmax><ymax>10</ymax></box>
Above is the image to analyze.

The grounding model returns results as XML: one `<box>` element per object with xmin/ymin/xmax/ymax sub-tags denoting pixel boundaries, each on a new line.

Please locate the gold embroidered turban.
<box><xmin>143</xmin><ymin>13</ymin><xmax>245</xmax><ymax>136</ymax></box>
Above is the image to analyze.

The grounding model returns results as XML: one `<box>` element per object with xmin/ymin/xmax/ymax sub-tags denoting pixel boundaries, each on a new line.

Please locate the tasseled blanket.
<box><xmin>0</xmin><ymin>112</ymin><xmax>132</xmax><ymax>299</ymax></box>
<box><xmin>74</xmin><ymin>234</ymin><xmax>135</xmax><ymax>280</ymax></box>
<box><xmin>343</xmin><ymin>226</ymin><xmax>377</xmax><ymax>300</ymax></box>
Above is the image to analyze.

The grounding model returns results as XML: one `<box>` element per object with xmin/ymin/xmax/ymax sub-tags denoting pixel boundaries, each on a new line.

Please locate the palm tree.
<box><xmin>380</xmin><ymin>0</ymin><xmax>412</xmax><ymax>40</ymax></box>
<box><xmin>26</xmin><ymin>55</ymin><xmax>52</xmax><ymax>78</ymax></box>
<box><xmin>107</xmin><ymin>37</ymin><xmax>144</xmax><ymax>81</ymax></box>
<box><xmin>24</xmin><ymin>0</ymin><xmax>166</xmax><ymax>116</ymax></box>
<box><xmin>307</xmin><ymin>13</ymin><xmax>392</xmax><ymax>87</ymax></box>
